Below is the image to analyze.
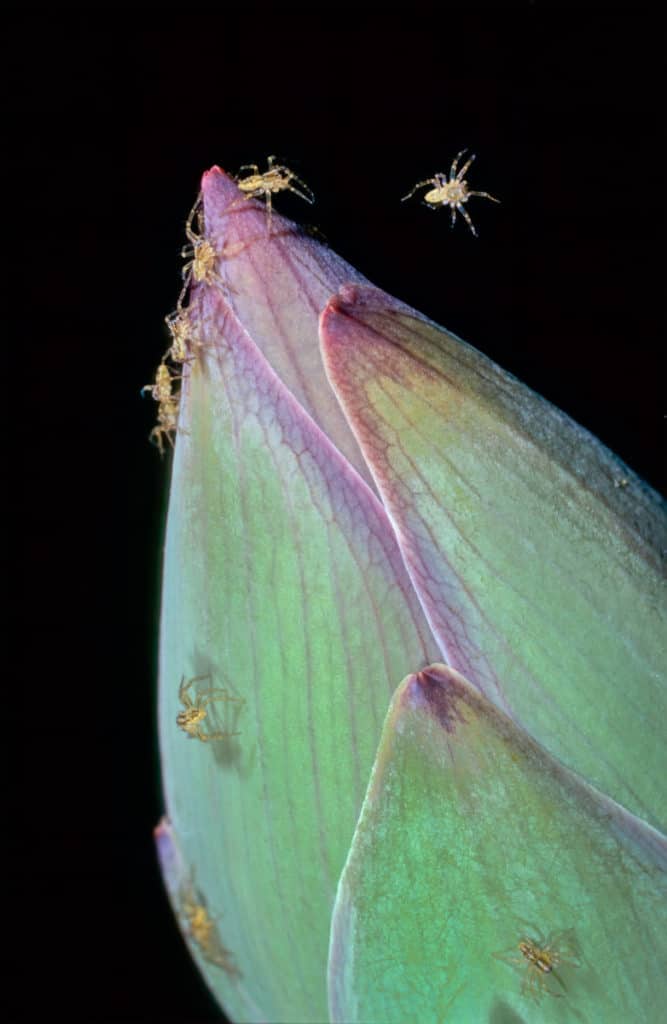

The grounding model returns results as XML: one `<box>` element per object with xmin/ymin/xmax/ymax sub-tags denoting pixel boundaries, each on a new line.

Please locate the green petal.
<box><xmin>320</xmin><ymin>284</ymin><xmax>667</xmax><ymax>830</ymax></box>
<box><xmin>329</xmin><ymin>663</ymin><xmax>667</xmax><ymax>1023</ymax></box>
<box><xmin>158</xmin><ymin>289</ymin><xmax>439</xmax><ymax>1022</ymax></box>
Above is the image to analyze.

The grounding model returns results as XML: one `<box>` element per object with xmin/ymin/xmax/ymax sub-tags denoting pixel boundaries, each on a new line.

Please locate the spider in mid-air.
<box><xmin>234</xmin><ymin>155</ymin><xmax>315</xmax><ymax>231</ymax></box>
<box><xmin>176</xmin><ymin>673</ymin><xmax>245</xmax><ymax>743</ymax></box>
<box><xmin>402</xmin><ymin>149</ymin><xmax>499</xmax><ymax>236</ymax></box>
<box><xmin>493</xmin><ymin>926</ymin><xmax>581</xmax><ymax>1002</ymax></box>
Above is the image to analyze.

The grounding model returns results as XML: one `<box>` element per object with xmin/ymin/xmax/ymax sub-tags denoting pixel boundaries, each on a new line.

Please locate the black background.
<box><xmin>12</xmin><ymin>5</ymin><xmax>664</xmax><ymax>1022</ymax></box>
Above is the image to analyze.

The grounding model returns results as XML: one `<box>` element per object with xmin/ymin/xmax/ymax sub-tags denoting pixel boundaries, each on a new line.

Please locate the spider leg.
<box><xmin>492</xmin><ymin>949</ymin><xmax>526</xmax><ymax>967</ymax></box>
<box><xmin>149</xmin><ymin>427</ymin><xmax>164</xmax><ymax>455</ymax></box>
<box><xmin>547</xmin><ymin>927</ymin><xmax>580</xmax><ymax>956</ymax></box>
<box><xmin>450</xmin><ymin>205</ymin><xmax>457</xmax><ymax>228</ymax></box>
<box><xmin>450</xmin><ymin>149</ymin><xmax>468</xmax><ymax>179</ymax></box>
<box><xmin>457</xmin><ymin>203</ymin><xmax>478</xmax><ymax>237</ymax></box>
<box><xmin>211</xmin><ymin>689</ymin><xmax>245</xmax><ymax>702</ymax></box>
<box><xmin>551</xmin><ymin>943</ymin><xmax>581</xmax><ymax>970</ymax></box>
<box><xmin>238</xmin><ymin>164</ymin><xmax>260</xmax><ymax>175</ymax></box>
<box><xmin>199</xmin><ymin>729</ymin><xmax>241</xmax><ymax>742</ymax></box>
<box><xmin>164</xmin><ymin>309</ymin><xmax>184</xmax><ymax>331</ymax></box>
<box><xmin>467</xmin><ymin>190</ymin><xmax>500</xmax><ymax>203</ymax></box>
<box><xmin>175</xmin><ymin>279</ymin><xmax>191</xmax><ymax>312</ymax></box>
<box><xmin>200</xmin><ymin>690</ymin><xmax>245</xmax><ymax>708</ymax></box>
<box><xmin>514</xmin><ymin>919</ymin><xmax>547</xmax><ymax>944</ymax></box>
<box><xmin>191</xmin><ymin>673</ymin><xmax>213</xmax><ymax>684</ymax></box>
<box><xmin>178</xmin><ymin>674</ymin><xmax>192</xmax><ymax>700</ymax></box>
<box><xmin>265</xmin><ymin>191</ymin><xmax>274</xmax><ymax>235</ymax></box>
<box><xmin>150</xmin><ymin>425</ymin><xmax>174</xmax><ymax>456</ymax></box>
<box><xmin>401</xmin><ymin>179</ymin><xmax>434</xmax><ymax>201</ymax></box>
<box><xmin>286</xmin><ymin>171</ymin><xmax>315</xmax><ymax>201</ymax></box>
<box><xmin>456</xmin><ymin>152</ymin><xmax>476</xmax><ymax>180</ymax></box>
<box><xmin>286</xmin><ymin>182</ymin><xmax>315</xmax><ymax>204</ymax></box>
<box><xmin>550</xmin><ymin>970</ymin><xmax>569</xmax><ymax>996</ymax></box>
<box><xmin>180</xmin><ymin>673</ymin><xmax>211</xmax><ymax>700</ymax></box>
<box><xmin>166</xmin><ymin>346</ymin><xmax>196</xmax><ymax>367</ymax></box>
<box><xmin>522</xmin><ymin>968</ymin><xmax>544</xmax><ymax>1002</ymax></box>
<box><xmin>181</xmin><ymin>263</ymin><xmax>194</xmax><ymax>291</ymax></box>
<box><xmin>185</xmin><ymin>191</ymin><xmax>203</xmax><ymax>237</ymax></box>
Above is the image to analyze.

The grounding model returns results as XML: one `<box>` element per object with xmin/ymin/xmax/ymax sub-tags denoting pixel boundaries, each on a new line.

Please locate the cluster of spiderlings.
<box><xmin>164</xmin><ymin>191</ymin><xmax>215</xmax><ymax>367</ymax></box>
<box><xmin>145</xmin><ymin>151</ymin><xmax>500</xmax><ymax>454</ymax></box>
<box><xmin>142</xmin><ymin>195</ymin><xmax>211</xmax><ymax>455</ymax></box>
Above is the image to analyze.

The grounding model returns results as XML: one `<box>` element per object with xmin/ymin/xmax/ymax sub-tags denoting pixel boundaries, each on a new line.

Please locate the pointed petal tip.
<box><xmin>321</xmin><ymin>283</ymin><xmax>375</xmax><ymax>325</ymax></box>
<box><xmin>401</xmin><ymin>662</ymin><xmax>473</xmax><ymax>733</ymax></box>
<box><xmin>320</xmin><ymin>284</ymin><xmax>415</xmax><ymax>364</ymax></box>
<box><xmin>202</xmin><ymin>164</ymin><xmax>230</xmax><ymax>183</ymax></box>
<box><xmin>331</xmin><ymin>282</ymin><xmax>364</xmax><ymax>309</ymax></box>
<box><xmin>320</xmin><ymin>285</ymin><xmax>377</xmax><ymax>363</ymax></box>
<box><xmin>154</xmin><ymin>816</ymin><xmax>185</xmax><ymax>893</ymax></box>
<box><xmin>323</xmin><ymin>282</ymin><xmax>407</xmax><ymax>320</ymax></box>
<box><xmin>201</xmin><ymin>164</ymin><xmax>240</xmax><ymax>201</ymax></box>
<box><xmin>201</xmin><ymin>161</ymin><xmax>302</xmax><ymax>241</ymax></box>
<box><xmin>153</xmin><ymin>814</ymin><xmax>170</xmax><ymax>840</ymax></box>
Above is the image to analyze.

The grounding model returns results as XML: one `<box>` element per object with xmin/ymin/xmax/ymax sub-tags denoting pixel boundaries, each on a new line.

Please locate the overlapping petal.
<box><xmin>155</xmin><ymin>169</ymin><xmax>666</xmax><ymax>1023</ymax></box>
<box><xmin>320</xmin><ymin>284</ymin><xmax>667</xmax><ymax>830</ymax></box>
<box><xmin>329</xmin><ymin>664</ymin><xmax>667</xmax><ymax>1022</ymax></box>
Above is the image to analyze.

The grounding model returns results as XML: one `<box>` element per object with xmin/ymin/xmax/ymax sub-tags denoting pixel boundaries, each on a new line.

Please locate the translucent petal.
<box><xmin>321</xmin><ymin>284</ymin><xmax>667</xmax><ymax>830</ymax></box>
<box><xmin>329</xmin><ymin>664</ymin><xmax>667</xmax><ymax>1023</ymax></box>
<box><xmin>157</xmin><ymin>287</ymin><xmax>440</xmax><ymax>1021</ymax></box>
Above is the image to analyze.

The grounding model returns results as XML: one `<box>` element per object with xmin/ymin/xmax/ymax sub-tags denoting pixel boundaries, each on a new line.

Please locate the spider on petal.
<box><xmin>234</xmin><ymin>155</ymin><xmax>315</xmax><ymax>233</ymax></box>
<box><xmin>493</xmin><ymin>925</ymin><xmax>581</xmax><ymax>1002</ymax></box>
<box><xmin>176</xmin><ymin>673</ymin><xmax>245</xmax><ymax>743</ymax></box>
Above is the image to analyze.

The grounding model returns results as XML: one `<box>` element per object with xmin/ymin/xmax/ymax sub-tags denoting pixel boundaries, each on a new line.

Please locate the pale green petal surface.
<box><xmin>158</xmin><ymin>287</ymin><xmax>439</xmax><ymax>1022</ymax></box>
<box><xmin>321</xmin><ymin>285</ymin><xmax>667</xmax><ymax>830</ymax></box>
<box><xmin>329</xmin><ymin>664</ymin><xmax>667</xmax><ymax>1023</ymax></box>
